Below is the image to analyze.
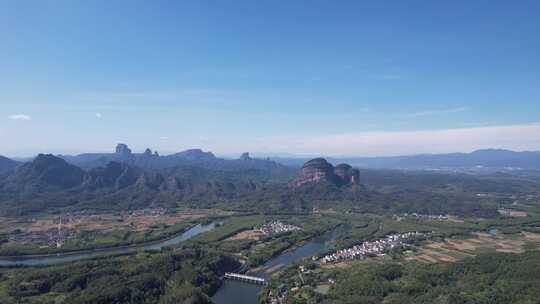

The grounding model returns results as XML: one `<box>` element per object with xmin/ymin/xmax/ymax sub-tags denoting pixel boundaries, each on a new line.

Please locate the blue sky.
<box><xmin>1</xmin><ymin>1</ymin><xmax>539</xmax><ymax>157</ymax></box>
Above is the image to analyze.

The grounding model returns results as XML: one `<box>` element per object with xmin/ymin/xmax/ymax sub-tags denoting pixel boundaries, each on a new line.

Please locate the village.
<box><xmin>320</xmin><ymin>231</ymin><xmax>429</xmax><ymax>264</ymax></box>
<box><xmin>255</xmin><ymin>220</ymin><xmax>302</xmax><ymax>235</ymax></box>
<box><xmin>393</xmin><ymin>213</ymin><xmax>450</xmax><ymax>221</ymax></box>
<box><xmin>264</xmin><ymin>231</ymin><xmax>432</xmax><ymax>303</ymax></box>
<box><xmin>6</xmin><ymin>226</ymin><xmax>75</xmax><ymax>248</ymax></box>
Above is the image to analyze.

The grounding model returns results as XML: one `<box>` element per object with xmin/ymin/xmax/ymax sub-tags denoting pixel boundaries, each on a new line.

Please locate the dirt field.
<box><xmin>509</xmin><ymin>210</ymin><xmax>528</xmax><ymax>217</ymax></box>
<box><xmin>0</xmin><ymin>209</ymin><xmax>228</xmax><ymax>235</ymax></box>
<box><xmin>407</xmin><ymin>231</ymin><xmax>540</xmax><ymax>264</ymax></box>
<box><xmin>446</xmin><ymin>215</ymin><xmax>465</xmax><ymax>223</ymax></box>
<box><xmin>226</xmin><ymin>229</ymin><xmax>266</xmax><ymax>241</ymax></box>
<box><xmin>81</xmin><ymin>212</ymin><xmax>205</xmax><ymax>232</ymax></box>
<box><xmin>315</xmin><ymin>284</ymin><xmax>331</xmax><ymax>295</ymax></box>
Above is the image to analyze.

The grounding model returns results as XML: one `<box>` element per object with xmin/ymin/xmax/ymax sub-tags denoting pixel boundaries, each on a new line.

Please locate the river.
<box><xmin>0</xmin><ymin>222</ymin><xmax>218</xmax><ymax>266</ymax></box>
<box><xmin>211</xmin><ymin>225</ymin><xmax>350</xmax><ymax>304</ymax></box>
<box><xmin>0</xmin><ymin>222</ymin><xmax>348</xmax><ymax>304</ymax></box>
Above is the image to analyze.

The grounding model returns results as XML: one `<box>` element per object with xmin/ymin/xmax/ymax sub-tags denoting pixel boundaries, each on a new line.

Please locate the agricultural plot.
<box><xmin>408</xmin><ymin>231</ymin><xmax>540</xmax><ymax>263</ymax></box>
<box><xmin>0</xmin><ymin>209</ymin><xmax>225</xmax><ymax>255</ymax></box>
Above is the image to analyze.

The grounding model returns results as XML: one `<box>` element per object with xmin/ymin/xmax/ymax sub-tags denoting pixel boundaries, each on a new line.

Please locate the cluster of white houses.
<box><xmin>256</xmin><ymin>221</ymin><xmax>301</xmax><ymax>235</ymax></box>
<box><xmin>393</xmin><ymin>213</ymin><xmax>449</xmax><ymax>221</ymax></box>
<box><xmin>320</xmin><ymin>231</ymin><xmax>429</xmax><ymax>264</ymax></box>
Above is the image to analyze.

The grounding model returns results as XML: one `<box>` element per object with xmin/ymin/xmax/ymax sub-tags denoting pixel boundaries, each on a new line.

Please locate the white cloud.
<box><xmin>4</xmin><ymin>122</ymin><xmax>540</xmax><ymax>158</ymax></box>
<box><xmin>95</xmin><ymin>113</ymin><xmax>102</xmax><ymax>119</ymax></box>
<box><xmin>219</xmin><ymin>122</ymin><xmax>540</xmax><ymax>157</ymax></box>
<box><xmin>8</xmin><ymin>114</ymin><xmax>32</xmax><ymax>121</ymax></box>
<box><xmin>404</xmin><ymin>107</ymin><xmax>466</xmax><ymax>118</ymax></box>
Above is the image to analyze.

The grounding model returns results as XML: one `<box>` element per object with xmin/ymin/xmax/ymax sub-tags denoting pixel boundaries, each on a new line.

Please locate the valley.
<box><xmin>2</xmin><ymin>204</ymin><xmax>540</xmax><ymax>303</ymax></box>
<box><xmin>1</xmin><ymin>146</ymin><xmax>540</xmax><ymax>303</ymax></box>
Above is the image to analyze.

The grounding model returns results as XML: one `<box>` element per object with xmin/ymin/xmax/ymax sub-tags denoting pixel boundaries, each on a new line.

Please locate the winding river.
<box><xmin>0</xmin><ymin>222</ymin><xmax>349</xmax><ymax>304</ymax></box>
<box><xmin>0</xmin><ymin>222</ymin><xmax>218</xmax><ymax>266</ymax></box>
<box><xmin>212</xmin><ymin>225</ymin><xmax>350</xmax><ymax>304</ymax></box>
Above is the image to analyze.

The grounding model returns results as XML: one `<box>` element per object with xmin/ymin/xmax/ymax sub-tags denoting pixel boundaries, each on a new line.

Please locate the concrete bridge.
<box><xmin>224</xmin><ymin>272</ymin><xmax>266</xmax><ymax>285</ymax></box>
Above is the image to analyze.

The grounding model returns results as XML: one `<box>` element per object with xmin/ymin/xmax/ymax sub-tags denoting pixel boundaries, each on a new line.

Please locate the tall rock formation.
<box><xmin>240</xmin><ymin>152</ymin><xmax>252</xmax><ymax>161</ymax></box>
<box><xmin>115</xmin><ymin>143</ymin><xmax>132</xmax><ymax>159</ymax></box>
<box><xmin>290</xmin><ymin>158</ymin><xmax>359</xmax><ymax>188</ymax></box>
<box><xmin>334</xmin><ymin>164</ymin><xmax>360</xmax><ymax>185</ymax></box>
<box><xmin>143</xmin><ymin>148</ymin><xmax>153</xmax><ymax>157</ymax></box>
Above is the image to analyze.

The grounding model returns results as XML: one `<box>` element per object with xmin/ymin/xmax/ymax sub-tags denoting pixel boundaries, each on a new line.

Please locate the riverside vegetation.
<box><xmin>2</xmin><ymin>207</ymin><xmax>540</xmax><ymax>303</ymax></box>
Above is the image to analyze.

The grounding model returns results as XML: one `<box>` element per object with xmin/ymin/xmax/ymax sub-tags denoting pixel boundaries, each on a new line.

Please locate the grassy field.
<box><xmin>0</xmin><ymin>209</ymin><xmax>230</xmax><ymax>255</ymax></box>
<box><xmin>189</xmin><ymin>215</ymin><xmax>265</xmax><ymax>243</ymax></box>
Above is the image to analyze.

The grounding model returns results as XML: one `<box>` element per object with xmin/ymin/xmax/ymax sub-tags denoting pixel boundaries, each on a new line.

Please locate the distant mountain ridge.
<box><xmin>5</xmin><ymin>152</ymin><xmax>289</xmax><ymax>192</ymax></box>
<box><xmin>169</xmin><ymin>148</ymin><xmax>216</xmax><ymax>161</ymax></box>
<box><xmin>0</xmin><ymin>150</ymin><xmax>532</xmax><ymax>219</ymax></box>
<box><xmin>5</xmin><ymin>147</ymin><xmax>540</xmax><ymax>173</ymax></box>
<box><xmin>273</xmin><ymin>149</ymin><xmax>540</xmax><ymax>171</ymax></box>
<box><xmin>59</xmin><ymin>144</ymin><xmax>291</xmax><ymax>177</ymax></box>
<box><xmin>0</xmin><ymin>152</ymin><xmax>288</xmax><ymax>215</ymax></box>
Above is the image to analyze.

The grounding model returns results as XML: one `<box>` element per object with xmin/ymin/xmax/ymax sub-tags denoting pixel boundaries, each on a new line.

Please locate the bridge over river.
<box><xmin>224</xmin><ymin>272</ymin><xmax>265</xmax><ymax>285</ymax></box>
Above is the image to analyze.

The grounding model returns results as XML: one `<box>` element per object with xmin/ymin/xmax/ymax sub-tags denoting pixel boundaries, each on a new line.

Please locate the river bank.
<box><xmin>0</xmin><ymin>222</ymin><xmax>219</xmax><ymax>266</ymax></box>
<box><xmin>211</xmin><ymin>224</ymin><xmax>350</xmax><ymax>304</ymax></box>
<box><xmin>0</xmin><ymin>223</ymin><xmax>202</xmax><ymax>259</ymax></box>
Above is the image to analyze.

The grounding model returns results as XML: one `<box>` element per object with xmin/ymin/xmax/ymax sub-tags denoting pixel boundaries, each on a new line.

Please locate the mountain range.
<box><xmin>4</xmin><ymin>146</ymin><xmax>540</xmax><ymax>172</ymax></box>
<box><xmin>0</xmin><ymin>152</ymin><xmax>287</xmax><ymax>215</ymax></box>
<box><xmin>0</xmin><ymin>145</ymin><xmax>363</xmax><ymax>216</ymax></box>
<box><xmin>272</xmin><ymin>149</ymin><xmax>540</xmax><ymax>171</ymax></box>
<box><xmin>58</xmin><ymin>144</ymin><xmax>291</xmax><ymax>176</ymax></box>
<box><xmin>1</xmin><ymin>145</ymin><xmax>540</xmax><ymax>218</ymax></box>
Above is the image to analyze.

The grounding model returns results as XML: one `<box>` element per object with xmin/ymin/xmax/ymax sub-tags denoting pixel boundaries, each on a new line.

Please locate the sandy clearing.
<box><xmin>428</xmin><ymin>251</ymin><xmax>457</xmax><ymax>262</ymax></box>
<box><xmin>522</xmin><ymin>232</ymin><xmax>540</xmax><ymax>241</ymax></box>
<box><xmin>226</xmin><ymin>230</ymin><xmax>265</xmax><ymax>241</ymax></box>
<box><xmin>509</xmin><ymin>211</ymin><xmax>528</xmax><ymax>217</ymax></box>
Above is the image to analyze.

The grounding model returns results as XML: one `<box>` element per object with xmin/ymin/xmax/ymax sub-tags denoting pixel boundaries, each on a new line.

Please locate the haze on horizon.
<box><xmin>1</xmin><ymin>1</ymin><xmax>539</xmax><ymax>157</ymax></box>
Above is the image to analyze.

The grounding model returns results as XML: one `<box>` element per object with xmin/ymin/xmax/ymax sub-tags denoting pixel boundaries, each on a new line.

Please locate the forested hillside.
<box><xmin>0</xmin><ymin>152</ymin><xmax>537</xmax><ymax>218</ymax></box>
<box><xmin>0</xmin><ymin>247</ymin><xmax>240</xmax><ymax>304</ymax></box>
<box><xmin>328</xmin><ymin>251</ymin><xmax>540</xmax><ymax>304</ymax></box>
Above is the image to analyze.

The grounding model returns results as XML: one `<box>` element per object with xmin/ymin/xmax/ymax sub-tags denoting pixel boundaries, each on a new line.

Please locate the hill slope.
<box><xmin>0</xmin><ymin>156</ymin><xmax>19</xmax><ymax>173</ymax></box>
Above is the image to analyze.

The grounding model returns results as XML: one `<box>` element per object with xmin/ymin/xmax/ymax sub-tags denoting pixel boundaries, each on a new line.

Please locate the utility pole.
<box><xmin>56</xmin><ymin>216</ymin><xmax>63</xmax><ymax>248</ymax></box>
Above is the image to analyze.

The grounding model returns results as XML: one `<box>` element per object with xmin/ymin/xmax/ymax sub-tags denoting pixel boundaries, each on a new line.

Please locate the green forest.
<box><xmin>327</xmin><ymin>251</ymin><xmax>540</xmax><ymax>304</ymax></box>
<box><xmin>0</xmin><ymin>247</ymin><xmax>239</xmax><ymax>304</ymax></box>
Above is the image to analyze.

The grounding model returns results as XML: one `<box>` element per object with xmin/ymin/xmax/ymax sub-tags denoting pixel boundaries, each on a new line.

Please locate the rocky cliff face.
<box><xmin>290</xmin><ymin>158</ymin><xmax>359</xmax><ymax>188</ymax></box>
<box><xmin>290</xmin><ymin>158</ymin><xmax>336</xmax><ymax>187</ymax></box>
<box><xmin>115</xmin><ymin>143</ymin><xmax>132</xmax><ymax>157</ymax></box>
<box><xmin>334</xmin><ymin>163</ymin><xmax>360</xmax><ymax>185</ymax></box>
<box><xmin>84</xmin><ymin>161</ymin><xmax>142</xmax><ymax>190</ymax></box>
